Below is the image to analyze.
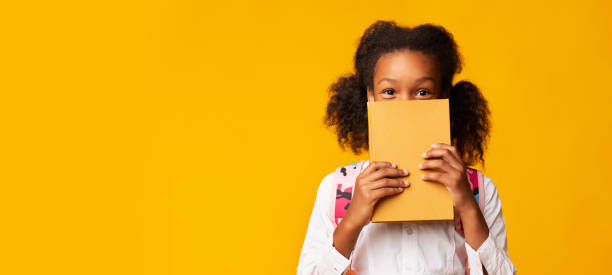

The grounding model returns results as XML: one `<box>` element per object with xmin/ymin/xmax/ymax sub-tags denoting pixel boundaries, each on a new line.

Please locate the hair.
<box><xmin>324</xmin><ymin>20</ymin><xmax>490</xmax><ymax>167</ymax></box>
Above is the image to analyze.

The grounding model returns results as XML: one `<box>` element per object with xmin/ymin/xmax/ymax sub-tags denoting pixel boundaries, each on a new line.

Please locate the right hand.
<box><xmin>342</xmin><ymin>161</ymin><xmax>411</xmax><ymax>229</ymax></box>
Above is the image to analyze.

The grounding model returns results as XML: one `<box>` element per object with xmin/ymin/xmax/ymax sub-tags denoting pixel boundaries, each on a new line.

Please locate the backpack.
<box><xmin>329</xmin><ymin>160</ymin><xmax>486</xmax><ymax>274</ymax></box>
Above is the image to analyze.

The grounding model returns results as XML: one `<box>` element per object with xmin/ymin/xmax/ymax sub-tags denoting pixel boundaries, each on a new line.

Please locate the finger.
<box><xmin>370</xmin><ymin>178</ymin><xmax>410</xmax><ymax>190</ymax></box>
<box><xmin>367</xmin><ymin>167</ymin><xmax>409</xmax><ymax>182</ymax></box>
<box><xmin>421</xmin><ymin>149</ymin><xmax>463</xmax><ymax>171</ymax></box>
<box><xmin>421</xmin><ymin>172</ymin><xmax>449</xmax><ymax>185</ymax></box>
<box><xmin>418</xmin><ymin>159</ymin><xmax>453</xmax><ymax>173</ymax></box>
<box><xmin>371</xmin><ymin>186</ymin><xmax>404</xmax><ymax>201</ymax></box>
<box><xmin>431</xmin><ymin>143</ymin><xmax>463</xmax><ymax>163</ymax></box>
<box><xmin>363</xmin><ymin>161</ymin><xmax>397</xmax><ymax>175</ymax></box>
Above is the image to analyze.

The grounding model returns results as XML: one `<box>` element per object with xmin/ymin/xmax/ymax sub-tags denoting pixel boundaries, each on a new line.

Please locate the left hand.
<box><xmin>418</xmin><ymin>143</ymin><xmax>476</xmax><ymax>214</ymax></box>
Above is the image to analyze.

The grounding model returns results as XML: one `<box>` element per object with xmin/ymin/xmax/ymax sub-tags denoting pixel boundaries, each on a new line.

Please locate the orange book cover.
<box><xmin>367</xmin><ymin>99</ymin><xmax>453</xmax><ymax>222</ymax></box>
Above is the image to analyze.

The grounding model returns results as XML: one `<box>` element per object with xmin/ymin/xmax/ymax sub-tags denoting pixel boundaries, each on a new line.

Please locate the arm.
<box><xmin>464</xmin><ymin>175</ymin><xmax>517</xmax><ymax>275</ymax></box>
<box><xmin>332</xmin><ymin>218</ymin><xmax>362</xmax><ymax>259</ymax></box>
<box><xmin>419</xmin><ymin>143</ymin><xmax>516</xmax><ymax>275</ymax></box>
<box><xmin>456</xmin><ymin>192</ymin><xmax>489</xmax><ymax>250</ymax></box>
<box><xmin>419</xmin><ymin>143</ymin><xmax>489</xmax><ymax>249</ymax></box>
<box><xmin>297</xmin><ymin>172</ymin><xmax>352</xmax><ymax>275</ymax></box>
<box><xmin>333</xmin><ymin>161</ymin><xmax>409</xmax><ymax>259</ymax></box>
<box><xmin>298</xmin><ymin>162</ymin><xmax>410</xmax><ymax>274</ymax></box>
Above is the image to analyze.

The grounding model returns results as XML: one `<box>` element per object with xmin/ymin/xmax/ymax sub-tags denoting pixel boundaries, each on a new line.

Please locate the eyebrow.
<box><xmin>376</xmin><ymin>77</ymin><xmax>436</xmax><ymax>85</ymax></box>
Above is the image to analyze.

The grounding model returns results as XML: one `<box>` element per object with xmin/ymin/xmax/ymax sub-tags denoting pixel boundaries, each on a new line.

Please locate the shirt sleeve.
<box><xmin>297</xmin><ymin>172</ymin><xmax>352</xmax><ymax>275</ymax></box>
<box><xmin>464</xmin><ymin>175</ymin><xmax>517</xmax><ymax>275</ymax></box>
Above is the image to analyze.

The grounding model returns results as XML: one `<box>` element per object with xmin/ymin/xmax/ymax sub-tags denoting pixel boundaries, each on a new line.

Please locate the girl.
<box><xmin>297</xmin><ymin>21</ymin><xmax>516</xmax><ymax>275</ymax></box>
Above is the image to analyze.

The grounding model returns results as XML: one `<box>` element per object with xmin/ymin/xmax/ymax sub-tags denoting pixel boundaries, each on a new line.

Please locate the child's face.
<box><xmin>367</xmin><ymin>49</ymin><xmax>445</xmax><ymax>102</ymax></box>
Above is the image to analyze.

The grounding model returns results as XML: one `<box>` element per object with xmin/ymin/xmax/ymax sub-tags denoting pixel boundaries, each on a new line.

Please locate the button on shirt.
<box><xmin>297</xmin><ymin>161</ymin><xmax>516</xmax><ymax>275</ymax></box>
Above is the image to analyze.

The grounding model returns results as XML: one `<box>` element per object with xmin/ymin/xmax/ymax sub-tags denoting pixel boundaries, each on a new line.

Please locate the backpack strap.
<box><xmin>460</xmin><ymin>168</ymin><xmax>486</xmax><ymax>275</ymax></box>
<box><xmin>454</xmin><ymin>167</ymin><xmax>485</xmax><ymax>238</ymax></box>
<box><xmin>331</xmin><ymin>160</ymin><xmax>367</xmax><ymax>228</ymax></box>
<box><xmin>329</xmin><ymin>160</ymin><xmax>367</xmax><ymax>275</ymax></box>
<box><xmin>465</xmin><ymin>167</ymin><xmax>485</xmax><ymax>213</ymax></box>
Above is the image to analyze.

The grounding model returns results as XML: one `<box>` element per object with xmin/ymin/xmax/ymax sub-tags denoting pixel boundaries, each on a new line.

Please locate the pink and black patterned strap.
<box><xmin>331</xmin><ymin>162</ymin><xmax>484</xmax><ymax>228</ymax></box>
<box><xmin>331</xmin><ymin>161</ymin><xmax>366</xmax><ymax>227</ymax></box>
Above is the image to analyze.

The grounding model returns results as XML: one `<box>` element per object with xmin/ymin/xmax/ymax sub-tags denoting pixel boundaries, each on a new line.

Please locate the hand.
<box><xmin>419</xmin><ymin>143</ymin><xmax>477</xmax><ymax>214</ymax></box>
<box><xmin>342</xmin><ymin>161</ymin><xmax>410</xmax><ymax>229</ymax></box>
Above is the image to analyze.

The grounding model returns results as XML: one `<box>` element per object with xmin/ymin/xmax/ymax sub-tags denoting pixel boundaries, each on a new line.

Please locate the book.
<box><xmin>367</xmin><ymin>99</ymin><xmax>453</xmax><ymax>222</ymax></box>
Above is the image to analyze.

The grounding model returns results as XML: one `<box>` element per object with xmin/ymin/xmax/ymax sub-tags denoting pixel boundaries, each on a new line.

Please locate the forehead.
<box><xmin>373</xmin><ymin>50</ymin><xmax>440</xmax><ymax>81</ymax></box>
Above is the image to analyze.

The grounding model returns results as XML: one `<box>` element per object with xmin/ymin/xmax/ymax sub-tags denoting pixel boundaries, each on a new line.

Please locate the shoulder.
<box><xmin>321</xmin><ymin>160</ymin><xmax>368</xmax><ymax>184</ymax></box>
<box><xmin>481</xmin><ymin>173</ymin><xmax>503</xmax><ymax>206</ymax></box>
<box><xmin>316</xmin><ymin>160</ymin><xmax>368</xmax><ymax>194</ymax></box>
<box><xmin>335</xmin><ymin>160</ymin><xmax>369</xmax><ymax>181</ymax></box>
<box><xmin>479</xmin><ymin>173</ymin><xmax>507</xmax><ymax>226</ymax></box>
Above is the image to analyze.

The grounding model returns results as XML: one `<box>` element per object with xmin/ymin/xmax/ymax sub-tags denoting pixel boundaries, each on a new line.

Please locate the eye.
<box><xmin>416</xmin><ymin>89</ymin><xmax>430</xmax><ymax>97</ymax></box>
<box><xmin>383</xmin><ymin>89</ymin><xmax>396</xmax><ymax>96</ymax></box>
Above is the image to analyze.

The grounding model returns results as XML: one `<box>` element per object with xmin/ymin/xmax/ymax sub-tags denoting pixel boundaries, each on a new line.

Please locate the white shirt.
<box><xmin>297</xmin><ymin>160</ymin><xmax>516</xmax><ymax>275</ymax></box>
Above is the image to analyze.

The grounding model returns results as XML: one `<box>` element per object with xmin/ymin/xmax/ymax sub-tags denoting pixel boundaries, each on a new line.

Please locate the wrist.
<box><xmin>333</xmin><ymin>216</ymin><xmax>365</xmax><ymax>259</ymax></box>
<box><xmin>339</xmin><ymin>216</ymin><xmax>365</xmax><ymax>233</ymax></box>
<box><xmin>455</xmin><ymin>195</ymin><xmax>479</xmax><ymax>216</ymax></box>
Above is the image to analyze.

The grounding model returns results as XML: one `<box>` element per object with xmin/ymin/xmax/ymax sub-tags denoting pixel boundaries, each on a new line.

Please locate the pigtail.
<box><xmin>449</xmin><ymin>80</ymin><xmax>491</xmax><ymax>167</ymax></box>
<box><xmin>324</xmin><ymin>74</ymin><xmax>369</xmax><ymax>155</ymax></box>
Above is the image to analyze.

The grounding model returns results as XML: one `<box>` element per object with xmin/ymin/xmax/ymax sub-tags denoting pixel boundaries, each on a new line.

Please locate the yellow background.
<box><xmin>1</xmin><ymin>0</ymin><xmax>611</xmax><ymax>274</ymax></box>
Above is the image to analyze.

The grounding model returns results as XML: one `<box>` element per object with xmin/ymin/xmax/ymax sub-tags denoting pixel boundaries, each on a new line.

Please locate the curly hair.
<box><xmin>324</xmin><ymin>20</ymin><xmax>490</xmax><ymax>167</ymax></box>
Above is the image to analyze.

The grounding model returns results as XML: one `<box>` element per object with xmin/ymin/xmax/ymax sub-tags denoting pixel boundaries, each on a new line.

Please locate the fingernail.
<box><xmin>397</xmin><ymin>187</ymin><xmax>403</xmax><ymax>191</ymax></box>
<box><xmin>402</xmin><ymin>169</ymin><xmax>409</xmax><ymax>175</ymax></box>
<box><xmin>431</xmin><ymin>144</ymin><xmax>440</xmax><ymax>148</ymax></box>
<box><xmin>391</xmin><ymin>163</ymin><xmax>397</xmax><ymax>168</ymax></box>
<box><xmin>418</xmin><ymin>163</ymin><xmax>423</xmax><ymax>169</ymax></box>
<box><xmin>422</xmin><ymin>152</ymin><xmax>427</xmax><ymax>158</ymax></box>
<box><xmin>403</xmin><ymin>180</ymin><xmax>410</xmax><ymax>186</ymax></box>
<box><xmin>421</xmin><ymin>174</ymin><xmax>425</xmax><ymax>179</ymax></box>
